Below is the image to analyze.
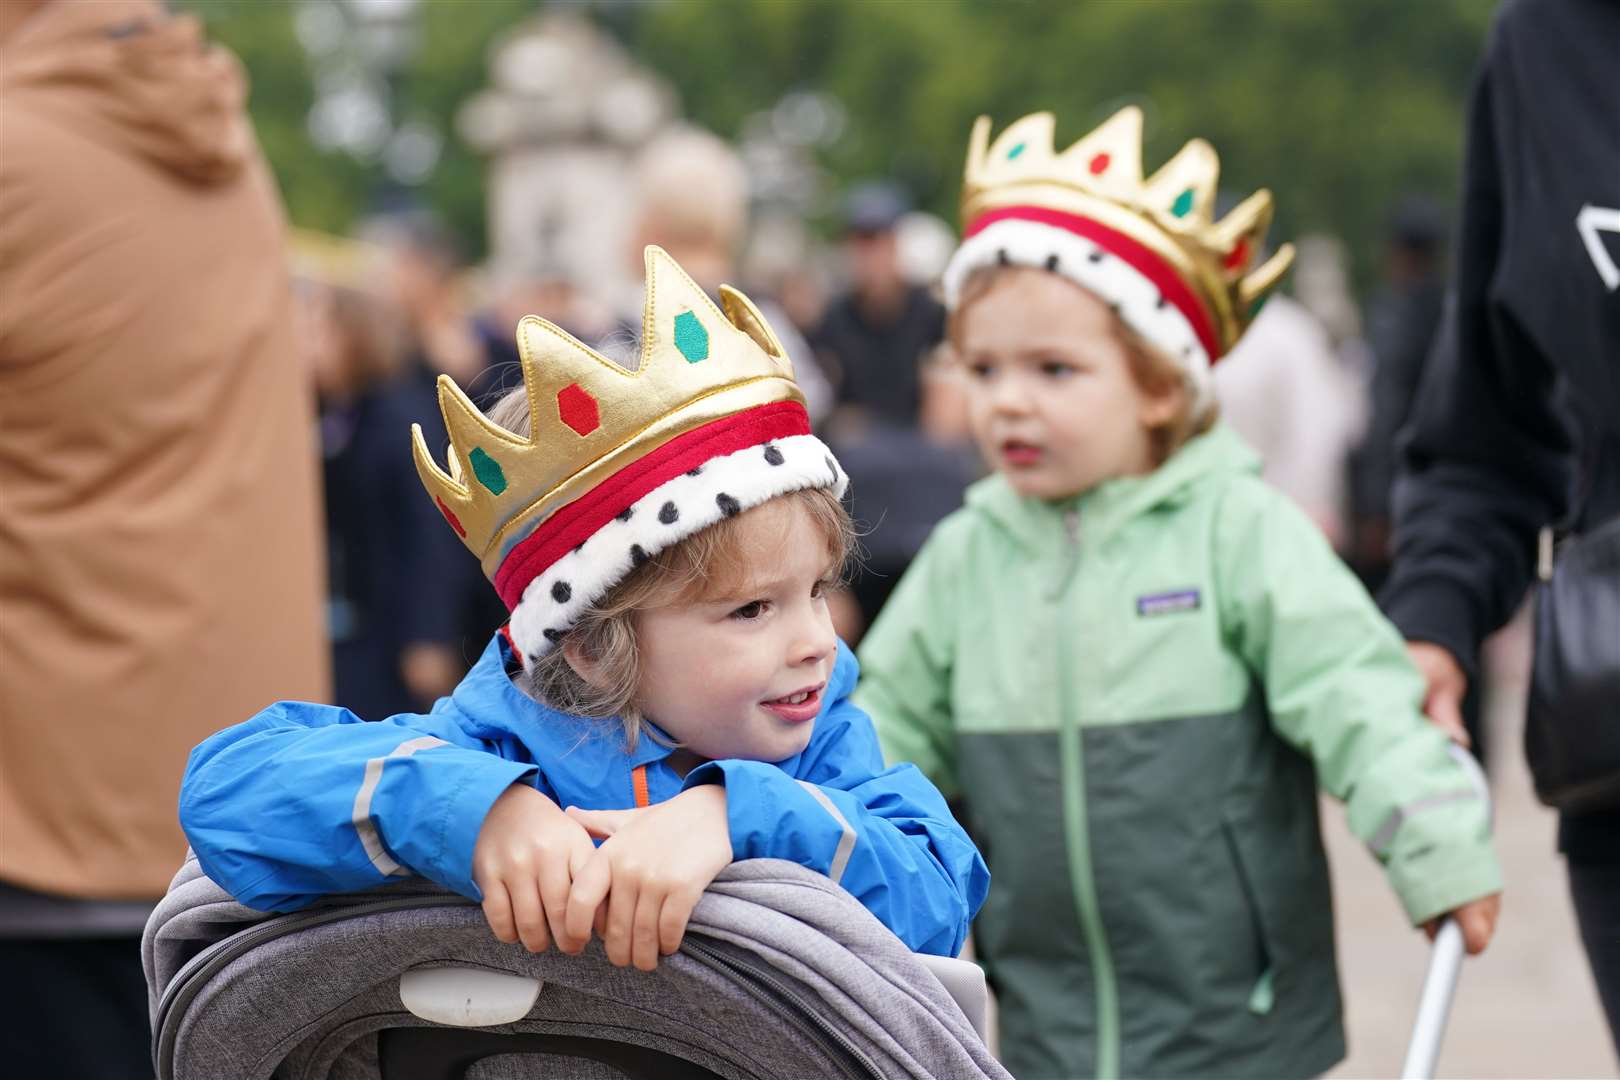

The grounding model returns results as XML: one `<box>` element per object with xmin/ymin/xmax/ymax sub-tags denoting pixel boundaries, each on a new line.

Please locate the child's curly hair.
<box><xmin>486</xmin><ymin>387</ymin><xmax>854</xmax><ymax>749</ymax></box>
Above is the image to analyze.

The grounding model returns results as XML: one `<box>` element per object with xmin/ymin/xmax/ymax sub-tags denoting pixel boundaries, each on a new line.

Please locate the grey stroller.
<box><xmin>144</xmin><ymin>855</ymin><xmax>1008</xmax><ymax>1080</ymax></box>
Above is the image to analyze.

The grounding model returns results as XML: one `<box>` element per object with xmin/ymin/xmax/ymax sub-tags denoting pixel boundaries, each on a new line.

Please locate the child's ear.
<box><xmin>1138</xmin><ymin>380</ymin><xmax>1186</xmax><ymax>430</ymax></box>
<box><xmin>561</xmin><ymin>638</ymin><xmax>612</xmax><ymax>691</ymax></box>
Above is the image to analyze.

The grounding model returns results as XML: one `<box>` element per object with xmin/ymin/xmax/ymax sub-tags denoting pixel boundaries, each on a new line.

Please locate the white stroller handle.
<box><xmin>1400</xmin><ymin>917</ymin><xmax>1466</xmax><ymax>1080</ymax></box>
<box><xmin>1399</xmin><ymin>745</ymin><xmax>1492</xmax><ymax>1080</ymax></box>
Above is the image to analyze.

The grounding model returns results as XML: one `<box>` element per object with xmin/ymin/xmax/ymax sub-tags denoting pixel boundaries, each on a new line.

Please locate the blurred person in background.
<box><xmin>813</xmin><ymin>181</ymin><xmax>947</xmax><ymax>434</ymax></box>
<box><xmin>744</xmin><ymin>212</ymin><xmax>833</xmax><ymax>346</ymax></box>
<box><xmin>629</xmin><ymin>126</ymin><xmax>834</xmax><ymax>422</ymax></box>
<box><xmin>1350</xmin><ymin>195</ymin><xmax>1450</xmax><ymax>590</ymax></box>
<box><xmin>363</xmin><ymin>209</ymin><xmax>496</xmax><ymax>398</ymax></box>
<box><xmin>1381</xmin><ymin>0</ymin><xmax>1620</xmax><ymax>1051</ymax></box>
<box><xmin>304</xmin><ymin>282</ymin><xmax>465</xmax><ymax>718</ymax></box>
<box><xmin>0</xmin><ymin>0</ymin><xmax>327</xmax><ymax>1074</ymax></box>
<box><xmin>362</xmin><ymin>212</ymin><xmax>521</xmax><ymax>669</ymax></box>
<box><xmin>476</xmin><ymin>256</ymin><xmax>614</xmax><ymax>381</ymax></box>
<box><xmin>1213</xmin><ymin>286</ymin><xmax>1364</xmax><ymax>550</ymax></box>
<box><xmin>829</xmin><ymin>351</ymin><xmax>982</xmax><ymax>642</ymax></box>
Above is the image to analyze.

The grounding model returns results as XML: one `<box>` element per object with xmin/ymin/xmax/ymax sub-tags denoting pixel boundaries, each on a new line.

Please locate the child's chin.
<box><xmin>1005</xmin><ymin>470</ymin><xmax>1086</xmax><ymax>501</ymax></box>
<box><xmin>765</xmin><ymin>721</ymin><xmax>817</xmax><ymax>761</ymax></box>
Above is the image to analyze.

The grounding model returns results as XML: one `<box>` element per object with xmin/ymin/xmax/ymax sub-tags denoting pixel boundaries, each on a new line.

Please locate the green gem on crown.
<box><xmin>1171</xmin><ymin>188</ymin><xmax>1196</xmax><ymax>218</ymax></box>
<box><xmin>673</xmin><ymin>310</ymin><xmax>709</xmax><ymax>363</ymax></box>
<box><xmin>1007</xmin><ymin>142</ymin><xmax>1027</xmax><ymax>160</ymax></box>
<box><xmin>469</xmin><ymin>447</ymin><xmax>507</xmax><ymax>495</ymax></box>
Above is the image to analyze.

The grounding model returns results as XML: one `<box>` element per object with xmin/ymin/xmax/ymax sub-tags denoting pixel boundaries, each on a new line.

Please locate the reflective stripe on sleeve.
<box><xmin>796</xmin><ymin>780</ymin><xmax>857</xmax><ymax>885</ymax></box>
<box><xmin>352</xmin><ymin>736</ymin><xmax>450</xmax><ymax>877</ymax></box>
<box><xmin>1368</xmin><ymin>787</ymin><xmax>1479</xmax><ymax>858</ymax></box>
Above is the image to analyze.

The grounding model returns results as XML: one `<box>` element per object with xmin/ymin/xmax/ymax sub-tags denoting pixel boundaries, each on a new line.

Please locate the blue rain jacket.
<box><xmin>181</xmin><ymin>635</ymin><xmax>988</xmax><ymax>956</ymax></box>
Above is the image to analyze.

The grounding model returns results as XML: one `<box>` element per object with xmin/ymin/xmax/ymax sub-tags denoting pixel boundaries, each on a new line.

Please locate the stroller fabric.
<box><xmin>145</xmin><ymin>855</ymin><xmax>1009</xmax><ymax>1080</ymax></box>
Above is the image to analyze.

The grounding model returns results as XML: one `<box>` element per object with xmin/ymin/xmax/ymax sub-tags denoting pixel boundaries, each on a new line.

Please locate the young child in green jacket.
<box><xmin>854</xmin><ymin>108</ymin><xmax>1503</xmax><ymax>1080</ymax></box>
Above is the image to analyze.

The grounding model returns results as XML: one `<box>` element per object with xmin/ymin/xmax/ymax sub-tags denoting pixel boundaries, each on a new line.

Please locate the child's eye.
<box><xmin>1040</xmin><ymin>360</ymin><xmax>1077</xmax><ymax>378</ymax></box>
<box><xmin>966</xmin><ymin>361</ymin><xmax>995</xmax><ymax>381</ymax></box>
<box><xmin>730</xmin><ymin>600</ymin><xmax>768</xmax><ymax>621</ymax></box>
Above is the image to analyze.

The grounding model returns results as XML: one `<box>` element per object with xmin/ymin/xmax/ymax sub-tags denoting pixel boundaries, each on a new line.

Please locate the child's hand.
<box><xmin>472</xmin><ymin>784</ymin><xmax>599</xmax><ymax>955</ymax></box>
<box><xmin>563</xmin><ymin>785</ymin><xmax>733</xmax><ymax>972</ymax></box>
<box><xmin>1425</xmin><ymin>892</ymin><xmax>1502</xmax><ymax>955</ymax></box>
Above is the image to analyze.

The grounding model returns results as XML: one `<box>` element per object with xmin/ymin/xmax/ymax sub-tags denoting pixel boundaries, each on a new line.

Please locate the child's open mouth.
<box><xmin>1000</xmin><ymin>440</ymin><xmax>1043</xmax><ymax>467</ymax></box>
<box><xmin>761</xmin><ymin>684</ymin><xmax>824</xmax><ymax>723</ymax></box>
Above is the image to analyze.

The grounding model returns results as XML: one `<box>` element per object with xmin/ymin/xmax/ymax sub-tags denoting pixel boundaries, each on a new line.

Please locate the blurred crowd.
<box><xmin>298</xmin><ymin>133</ymin><xmax>1453</xmax><ymax>723</ymax></box>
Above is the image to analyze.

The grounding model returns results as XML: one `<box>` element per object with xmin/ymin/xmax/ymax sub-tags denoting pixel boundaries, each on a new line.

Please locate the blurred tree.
<box><xmin>181</xmin><ymin>0</ymin><xmax>535</xmax><ymax>256</ymax></box>
<box><xmin>628</xmin><ymin>0</ymin><xmax>1495</xmax><ymax>287</ymax></box>
<box><xmin>181</xmin><ymin>0</ymin><xmax>1493</xmax><ymax>285</ymax></box>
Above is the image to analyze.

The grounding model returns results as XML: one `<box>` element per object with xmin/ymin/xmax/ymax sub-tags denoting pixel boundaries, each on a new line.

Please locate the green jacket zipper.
<box><xmin>1055</xmin><ymin>508</ymin><xmax>1120</xmax><ymax>1078</ymax></box>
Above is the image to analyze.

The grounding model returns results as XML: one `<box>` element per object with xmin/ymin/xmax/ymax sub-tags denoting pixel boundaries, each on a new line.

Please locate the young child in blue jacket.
<box><xmin>181</xmin><ymin>247</ymin><xmax>988</xmax><ymax>971</ymax></box>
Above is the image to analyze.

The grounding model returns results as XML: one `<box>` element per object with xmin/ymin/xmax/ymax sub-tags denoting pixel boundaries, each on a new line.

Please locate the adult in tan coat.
<box><xmin>0</xmin><ymin>1</ymin><xmax>327</xmax><ymax>1072</ymax></box>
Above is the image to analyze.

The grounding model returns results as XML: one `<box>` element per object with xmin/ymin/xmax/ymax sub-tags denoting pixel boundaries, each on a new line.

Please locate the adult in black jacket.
<box><xmin>1380</xmin><ymin>0</ymin><xmax>1620</xmax><ymax>1049</ymax></box>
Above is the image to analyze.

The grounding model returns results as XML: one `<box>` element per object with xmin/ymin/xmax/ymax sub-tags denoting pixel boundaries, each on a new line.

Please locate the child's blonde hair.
<box><xmin>949</xmin><ymin>265</ymin><xmax>1219</xmax><ymax>464</ymax></box>
<box><xmin>486</xmin><ymin>388</ymin><xmax>854</xmax><ymax>748</ymax></box>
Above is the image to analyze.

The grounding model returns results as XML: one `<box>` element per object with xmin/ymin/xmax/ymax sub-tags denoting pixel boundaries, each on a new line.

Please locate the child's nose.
<box><xmin>988</xmin><ymin>372</ymin><xmax>1034</xmax><ymax>415</ymax></box>
<box><xmin>791</xmin><ymin>606</ymin><xmax>837</xmax><ymax>669</ymax></box>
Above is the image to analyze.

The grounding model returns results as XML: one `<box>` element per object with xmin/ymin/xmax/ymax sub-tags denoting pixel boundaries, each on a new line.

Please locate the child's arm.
<box><xmin>1216</xmin><ymin>479</ymin><xmax>1503</xmax><ymax>936</ymax></box>
<box><xmin>682</xmin><ymin>644</ymin><xmax>990</xmax><ymax>957</ymax></box>
<box><xmin>181</xmin><ymin>700</ymin><xmax>544</xmax><ymax>911</ymax></box>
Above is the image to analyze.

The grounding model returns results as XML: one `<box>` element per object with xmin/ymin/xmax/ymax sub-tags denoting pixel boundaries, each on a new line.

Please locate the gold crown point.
<box><xmin>1212</xmin><ymin>189</ymin><xmax>1283</xmax><ymax>285</ymax></box>
<box><xmin>1240</xmin><ymin>243</ymin><xmax>1295</xmax><ymax>309</ymax></box>
<box><xmin>958</xmin><ymin>107</ymin><xmax>1292</xmax><ymax>353</ymax></box>
<box><xmin>415</xmin><ymin>371</ymin><xmax>527</xmax><ymax>501</ymax></box>
<box><xmin>414</xmin><ymin>244</ymin><xmax>809</xmax><ymax>575</ymax></box>
<box><xmin>719</xmin><ymin>283</ymin><xmax>791</xmax><ymax>372</ymax></box>
<box><xmin>988</xmin><ymin>111</ymin><xmax>1055</xmax><ymax>165</ymax></box>
<box><xmin>1060</xmin><ymin>106</ymin><xmax>1144</xmax><ymax>196</ymax></box>
<box><xmin>1145</xmin><ymin>138</ymin><xmax>1219</xmax><ymax>227</ymax></box>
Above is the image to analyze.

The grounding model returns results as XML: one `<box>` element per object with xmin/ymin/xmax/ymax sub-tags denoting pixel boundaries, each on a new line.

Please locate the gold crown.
<box><xmin>962</xmin><ymin>107</ymin><xmax>1293</xmax><ymax>354</ymax></box>
<box><xmin>412</xmin><ymin>246</ymin><xmax>805</xmax><ymax>579</ymax></box>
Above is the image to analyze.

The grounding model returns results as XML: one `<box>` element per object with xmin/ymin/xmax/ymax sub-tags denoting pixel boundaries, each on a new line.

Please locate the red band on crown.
<box><xmin>492</xmin><ymin>401</ymin><xmax>812</xmax><ymax>611</ymax></box>
<box><xmin>965</xmin><ymin>205</ymin><xmax>1221</xmax><ymax>360</ymax></box>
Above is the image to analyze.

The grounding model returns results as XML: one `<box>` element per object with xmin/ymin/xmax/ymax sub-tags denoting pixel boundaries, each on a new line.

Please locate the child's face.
<box><xmin>956</xmin><ymin>268</ymin><xmax>1180</xmax><ymax>500</ymax></box>
<box><xmin>631</xmin><ymin>498</ymin><xmax>839</xmax><ymax>764</ymax></box>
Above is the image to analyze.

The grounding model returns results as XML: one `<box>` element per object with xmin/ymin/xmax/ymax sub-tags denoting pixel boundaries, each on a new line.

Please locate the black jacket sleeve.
<box><xmin>1379</xmin><ymin>7</ymin><xmax>1579</xmax><ymax>677</ymax></box>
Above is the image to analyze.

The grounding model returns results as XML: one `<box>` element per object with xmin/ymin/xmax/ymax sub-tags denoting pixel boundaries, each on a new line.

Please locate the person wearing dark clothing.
<box><xmin>311</xmin><ymin>285</ymin><xmax>465</xmax><ymax>718</ymax></box>
<box><xmin>1353</xmin><ymin>197</ymin><xmax>1449</xmax><ymax>588</ymax></box>
<box><xmin>1380</xmin><ymin>0</ymin><xmax>1620</xmax><ymax>1051</ymax></box>
<box><xmin>833</xmin><ymin>420</ymin><xmax>979</xmax><ymax>635</ymax></box>
<box><xmin>817</xmin><ymin>286</ymin><xmax>946</xmax><ymax>426</ymax></box>
<box><xmin>322</xmin><ymin>382</ymin><xmax>465</xmax><ymax>717</ymax></box>
<box><xmin>814</xmin><ymin>183</ymin><xmax>946</xmax><ymax>428</ymax></box>
<box><xmin>1353</xmin><ymin>200</ymin><xmax>1496</xmax><ymax>760</ymax></box>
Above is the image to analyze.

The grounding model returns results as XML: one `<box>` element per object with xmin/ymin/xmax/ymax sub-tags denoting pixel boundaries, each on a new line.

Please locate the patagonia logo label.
<box><xmin>1137</xmin><ymin>588</ymin><xmax>1201</xmax><ymax>616</ymax></box>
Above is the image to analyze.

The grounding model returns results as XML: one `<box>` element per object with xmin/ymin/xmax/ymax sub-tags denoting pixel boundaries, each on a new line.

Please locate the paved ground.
<box><xmin>1325</xmin><ymin>621</ymin><xmax>1615</xmax><ymax>1079</ymax></box>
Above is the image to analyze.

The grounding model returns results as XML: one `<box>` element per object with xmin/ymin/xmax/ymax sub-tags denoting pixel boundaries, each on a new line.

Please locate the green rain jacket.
<box><xmin>856</xmin><ymin>424</ymin><xmax>1501</xmax><ymax>1080</ymax></box>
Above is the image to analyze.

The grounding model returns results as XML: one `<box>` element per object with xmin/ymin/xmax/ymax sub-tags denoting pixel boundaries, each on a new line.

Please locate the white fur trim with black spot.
<box><xmin>508</xmin><ymin>433</ymin><xmax>847</xmax><ymax>662</ymax></box>
<box><xmin>942</xmin><ymin>218</ymin><xmax>1214</xmax><ymax>410</ymax></box>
